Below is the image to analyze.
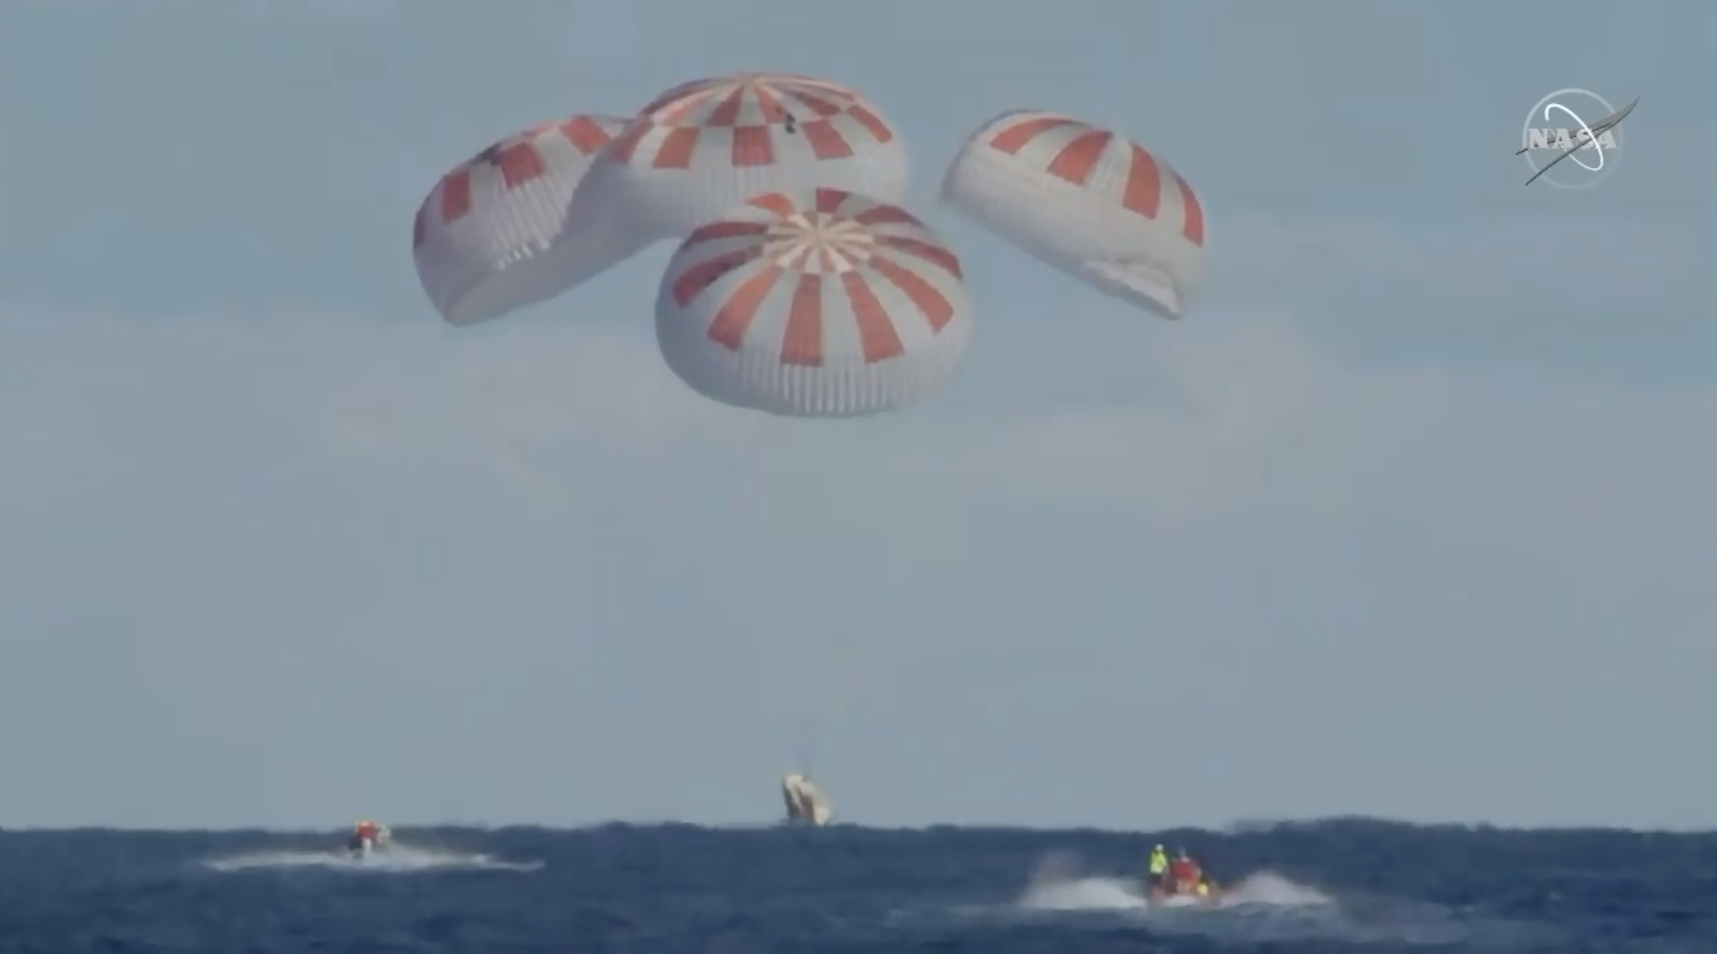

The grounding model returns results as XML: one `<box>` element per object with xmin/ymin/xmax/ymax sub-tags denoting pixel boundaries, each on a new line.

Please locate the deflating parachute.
<box><xmin>941</xmin><ymin>109</ymin><xmax>1206</xmax><ymax>318</ymax></box>
<box><xmin>412</xmin><ymin>114</ymin><xmax>646</xmax><ymax>326</ymax></box>
<box><xmin>571</xmin><ymin>72</ymin><xmax>911</xmax><ymax>246</ymax></box>
<box><xmin>654</xmin><ymin>188</ymin><xmax>972</xmax><ymax>417</ymax></box>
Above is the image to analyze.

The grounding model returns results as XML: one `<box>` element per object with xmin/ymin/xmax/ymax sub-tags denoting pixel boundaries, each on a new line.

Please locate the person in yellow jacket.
<box><xmin>1146</xmin><ymin>843</ymin><xmax>1169</xmax><ymax>888</ymax></box>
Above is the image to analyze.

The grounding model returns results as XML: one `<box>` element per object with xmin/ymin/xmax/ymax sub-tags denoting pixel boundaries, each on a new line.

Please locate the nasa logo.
<box><xmin>1519</xmin><ymin>88</ymin><xmax>1629</xmax><ymax>190</ymax></box>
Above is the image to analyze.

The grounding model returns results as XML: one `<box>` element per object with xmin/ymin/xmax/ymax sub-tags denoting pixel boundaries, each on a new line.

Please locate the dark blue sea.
<box><xmin>3</xmin><ymin>818</ymin><xmax>1714</xmax><ymax>953</ymax></box>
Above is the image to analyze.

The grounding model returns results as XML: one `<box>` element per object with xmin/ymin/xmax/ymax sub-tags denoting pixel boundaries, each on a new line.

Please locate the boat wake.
<box><xmin>202</xmin><ymin>843</ymin><xmax>541</xmax><ymax>874</ymax></box>
<box><xmin>1019</xmin><ymin>864</ymin><xmax>1329</xmax><ymax>913</ymax></box>
<box><xmin>1003</xmin><ymin>850</ymin><xmax>1554</xmax><ymax>946</ymax></box>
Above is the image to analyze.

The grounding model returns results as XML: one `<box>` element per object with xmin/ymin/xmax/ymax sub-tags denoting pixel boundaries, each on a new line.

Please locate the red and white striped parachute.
<box><xmin>941</xmin><ymin>109</ymin><xmax>1206</xmax><ymax>318</ymax></box>
<box><xmin>412</xmin><ymin>114</ymin><xmax>646</xmax><ymax>326</ymax></box>
<box><xmin>572</xmin><ymin>73</ymin><xmax>910</xmax><ymax>246</ymax></box>
<box><xmin>655</xmin><ymin>188</ymin><xmax>972</xmax><ymax>418</ymax></box>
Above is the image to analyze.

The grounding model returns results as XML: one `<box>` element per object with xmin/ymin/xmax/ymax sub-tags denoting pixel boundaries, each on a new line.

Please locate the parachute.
<box><xmin>941</xmin><ymin>109</ymin><xmax>1206</xmax><ymax>318</ymax></box>
<box><xmin>411</xmin><ymin>114</ymin><xmax>648</xmax><ymax>326</ymax></box>
<box><xmin>654</xmin><ymin>188</ymin><xmax>973</xmax><ymax>418</ymax></box>
<box><xmin>409</xmin><ymin>81</ymin><xmax>1226</xmax><ymax>826</ymax></box>
<box><xmin>567</xmin><ymin>72</ymin><xmax>911</xmax><ymax>247</ymax></box>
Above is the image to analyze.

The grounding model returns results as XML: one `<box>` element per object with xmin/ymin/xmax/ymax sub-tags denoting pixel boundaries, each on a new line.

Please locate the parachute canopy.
<box><xmin>654</xmin><ymin>188</ymin><xmax>973</xmax><ymax>418</ymax></box>
<box><xmin>941</xmin><ymin>109</ymin><xmax>1206</xmax><ymax>318</ymax></box>
<box><xmin>570</xmin><ymin>72</ymin><xmax>910</xmax><ymax>246</ymax></box>
<box><xmin>412</xmin><ymin>114</ymin><xmax>645</xmax><ymax>326</ymax></box>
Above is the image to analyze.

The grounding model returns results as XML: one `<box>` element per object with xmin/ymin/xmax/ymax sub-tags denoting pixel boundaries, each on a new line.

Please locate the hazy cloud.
<box><xmin>1218</xmin><ymin>213</ymin><xmax>1713</xmax><ymax>307</ymax></box>
<box><xmin>4</xmin><ymin>297</ymin><xmax>1713</xmax><ymax>826</ymax></box>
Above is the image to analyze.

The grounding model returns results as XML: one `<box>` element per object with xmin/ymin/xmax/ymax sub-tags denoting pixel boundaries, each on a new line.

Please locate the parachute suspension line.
<box><xmin>786</xmin><ymin>462</ymin><xmax>927</xmax><ymax>783</ymax></box>
<box><xmin>724</xmin><ymin>478</ymin><xmax>820</xmax><ymax>772</ymax></box>
<box><xmin>729</xmin><ymin>446</ymin><xmax>888</xmax><ymax>783</ymax></box>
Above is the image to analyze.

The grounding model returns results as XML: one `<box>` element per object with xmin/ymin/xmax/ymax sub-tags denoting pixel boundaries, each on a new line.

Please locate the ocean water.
<box><xmin>2</xmin><ymin>818</ymin><xmax>1714</xmax><ymax>953</ymax></box>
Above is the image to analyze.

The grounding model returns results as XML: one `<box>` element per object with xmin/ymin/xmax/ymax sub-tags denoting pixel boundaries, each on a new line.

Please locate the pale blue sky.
<box><xmin>1</xmin><ymin>0</ymin><xmax>1713</xmax><ymax>830</ymax></box>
